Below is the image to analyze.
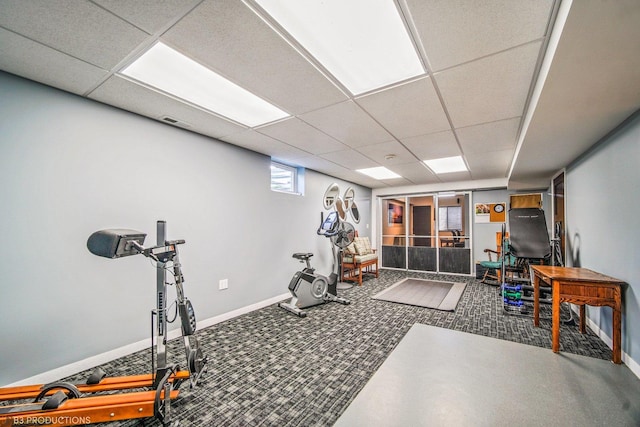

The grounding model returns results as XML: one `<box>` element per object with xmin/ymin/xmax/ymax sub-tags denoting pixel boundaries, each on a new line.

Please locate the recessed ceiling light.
<box><xmin>356</xmin><ymin>166</ymin><xmax>402</xmax><ymax>180</ymax></box>
<box><xmin>120</xmin><ymin>42</ymin><xmax>289</xmax><ymax>127</ymax></box>
<box><xmin>424</xmin><ymin>156</ymin><xmax>468</xmax><ymax>174</ymax></box>
<box><xmin>254</xmin><ymin>0</ymin><xmax>424</xmax><ymax>95</ymax></box>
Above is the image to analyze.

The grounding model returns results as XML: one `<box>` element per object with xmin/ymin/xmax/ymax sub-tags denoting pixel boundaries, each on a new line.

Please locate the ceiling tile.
<box><xmin>297</xmin><ymin>162</ymin><xmax>386</xmax><ymax>191</ymax></box>
<box><xmin>457</xmin><ymin>117</ymin><xmax>520</xmax><ymax>154</ymax></box>
<box><xmin>405</xmin><ymin>0</ymin><xmax>554</xmax><ymax>71</ymax></box>
<box><xmin>436</xmin><ymin>42</ymin><xmax>542</xmax><ymax>128</ymax></box>
<box><xmin>0</xmin><ymin>0</ymin><xmax>147</xmax><ymax>69</ymax></box>
<box><xmin>93</xmin><ymin>0</ymin><xmax>200</xmax><ymax>34</ymax></box>
<box><xmin>466</xmin><ymin>149</ymin><xmax>513</xmax><ymax>179</ymax></box>
<box><xmin>0</xmin><ymin>28</ymin><xmax>108</xmax><ymax>95</ymax></box>
<box><xmin>299</xmin><ymin>101</ymin><xmax>393</xmax><ymax>148</ymax></box>
<box><xmin>162</xmin><ymin>0</ymin><xmax>348</xmax><ymax>116</ymax></box>
<box><xmin>221</xmin><ymin>130</ymin><xmax>309</xmax><ymax>160</ymax></box>
<box><xmin>436</xmin><ymin>170</ymin><xmax>473</xmax><ymax>182</ymax></box>
<box><xmin>356</xmin><ymin>141</ymin><xmax>417</xmax><ymax>165</ymax></box>
<box><xmin>381</xmin><ymin>177</ymin><xmax>414</xmax><ymax>187</ymax></box>
<box><xmin>401</xmin><ymin>130</ymin><xmax>461</xmax><ymax>160</ymax></box>
<box><xmin>327</xmin><ymin>168</ymin><xmax>385</xmax><ymax>189</ymax></box>
<box><xmin>89</xmin><ymin>76</ymin><xmax>245</xmax><ymax>139</ymax></box>
<box><xmin>289</xmin><ymin>155</ymin><xmax>387</xmax><ymax>188</ymax></box>
<box><xmin>289</xmin><ymin>155</ymin><xmax>356</xmax><ymax>178</ymax></box>
<box><xmin>319</xmin><ymin>149</ymin><xmax>378</xmax><ymax>170</ymax></box>
<box><xmin>356</xmin><ymin>77</ymin><xmax>450</xmax><ymax>139</ymax></box>
<box><xmin>256</xmin><ymin>118</ymin><xmax>347</xmax><ymax>155</ymax></box>
<box><xmin>386</xmin><ymin>162</ymin><xmax>439</xmax><ymax>184</ymax></box>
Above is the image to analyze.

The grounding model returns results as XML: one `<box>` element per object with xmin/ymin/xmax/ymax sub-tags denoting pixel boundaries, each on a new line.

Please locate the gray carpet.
<box><xmin>372</xmin><ymin>278</ymin><xmax>465</xmax><ymax>311</ymax></box>
<box><xmin>42</xmin><ymin>270</ymin><xmax>614</xmax><ymax>426</ymax></box>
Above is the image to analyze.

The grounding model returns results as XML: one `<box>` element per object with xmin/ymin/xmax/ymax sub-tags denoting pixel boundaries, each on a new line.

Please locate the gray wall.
<box><xmin>565</xmin><ymin>111</ymin><xmax>640</xmax><ymax>369</ymax></box>
<box><xmin>472</xmin><ymin>189</ymin><xmax>510</xmax><ymax>267</ymax></box>
<box><xmin>0</xmin><ymin>72</ymin><xmax>371</xmax><ymax>385</ymax></box>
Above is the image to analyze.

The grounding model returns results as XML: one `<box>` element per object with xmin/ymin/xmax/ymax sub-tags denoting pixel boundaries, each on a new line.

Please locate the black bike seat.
<box><xmin>292</xmin><ymin>252</ymin><xmax>313</xmax><ymax>260</ymax></box>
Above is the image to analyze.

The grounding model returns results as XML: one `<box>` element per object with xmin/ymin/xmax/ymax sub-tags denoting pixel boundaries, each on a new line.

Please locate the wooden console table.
<box><xmin>531</xmin><ymin>265</ymin><xmax>624</xmax><ymax>364</ymax></box>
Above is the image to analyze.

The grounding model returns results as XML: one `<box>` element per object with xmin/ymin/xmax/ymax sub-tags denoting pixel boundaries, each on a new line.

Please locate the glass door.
<box><xmin>407</xmin><ymin>196</ymin><xmax>436</xmax><ymax>272</ymax></box>
<box><xmin>437</xmin><ymin>193</ymin><xmax>471</xmax><ymax>274</ymax></box>
<box><xmin>381</xmin><ymin>198</ymin><xmax>406</xmax><ymax>269</ymax></box>
<box><xmin>379</xmin><ymin>193</ymin><xmax>472</xmax><ymax>274</ymax></box>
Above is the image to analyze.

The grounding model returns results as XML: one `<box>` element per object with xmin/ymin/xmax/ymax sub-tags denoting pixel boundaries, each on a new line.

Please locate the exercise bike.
<box><xmin>0</xmin><ymin>221</ymin><xmax>207</xmax><ymax>426</ymax></box>
<box><xmin>278</xmin><ymin>211</ymin><xmax>353</xmax><ymax>317</ymax></box>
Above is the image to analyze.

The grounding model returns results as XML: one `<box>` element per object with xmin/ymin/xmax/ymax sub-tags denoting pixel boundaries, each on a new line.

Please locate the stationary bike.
<box><xmin>278</xmin><ymin>211</ymin><xmax>353</xmax><ymax>317</ymax></box>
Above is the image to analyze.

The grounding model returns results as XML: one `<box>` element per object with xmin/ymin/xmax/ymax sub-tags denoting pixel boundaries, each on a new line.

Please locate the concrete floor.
<box><xmin>335</xmin><ymin>324</ymin><xmax>640</xmax><ymax>427</ymax></box>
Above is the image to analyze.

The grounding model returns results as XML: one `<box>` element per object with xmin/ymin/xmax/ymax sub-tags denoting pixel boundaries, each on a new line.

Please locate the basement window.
<box><xmin>270</xmin><ymin>161</ymin><xmax>303</xmax><ymax>195</ymax></box>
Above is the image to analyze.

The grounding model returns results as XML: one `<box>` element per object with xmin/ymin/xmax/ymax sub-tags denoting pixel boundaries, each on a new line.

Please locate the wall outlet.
<box><xmin>219</xmin><ymin>279</ymin><xmax>228</xmax><ymax>290</ymax></box>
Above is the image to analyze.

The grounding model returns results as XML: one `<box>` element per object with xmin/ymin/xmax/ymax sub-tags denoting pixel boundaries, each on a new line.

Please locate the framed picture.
<box><xmin>388</xmin><ymin>202</ymin><xmax>404</xmax><ymax>225</ymax></box>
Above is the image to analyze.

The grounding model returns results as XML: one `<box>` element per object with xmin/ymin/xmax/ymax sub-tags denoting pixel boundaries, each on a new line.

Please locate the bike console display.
<box><xmin>87</xmin><ymin>229</ymin><xmax>147</xmax><ymax>258</ymax></box>
<box><xmin>318</xmin><ymin>211</ymin><xmax>339</xmax><ymax>236</ymax></box>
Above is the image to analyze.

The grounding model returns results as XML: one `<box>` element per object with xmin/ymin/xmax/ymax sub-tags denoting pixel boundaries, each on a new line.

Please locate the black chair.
<box><xmin>452</xmin><ymin>230</ymin><xmax>465</xmax><ymax>248</ymax></box>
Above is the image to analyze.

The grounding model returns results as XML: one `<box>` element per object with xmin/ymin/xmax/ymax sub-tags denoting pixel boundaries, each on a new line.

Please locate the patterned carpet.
<box><xmin>60</xmin><ymin>270</ymin><xmax>612</xmax><ymax>426</ymax></box>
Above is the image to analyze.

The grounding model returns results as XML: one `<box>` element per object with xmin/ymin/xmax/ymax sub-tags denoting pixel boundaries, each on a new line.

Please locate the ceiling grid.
<box><xmin>1</xmin><ymin>0</ymin><xmax>639</xmax><ymax>189</ymax></box>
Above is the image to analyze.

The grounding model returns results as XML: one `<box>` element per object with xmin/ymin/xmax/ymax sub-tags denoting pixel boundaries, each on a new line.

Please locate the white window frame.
<box><xmin>270</xmin><ymin>161</ymin><xmax>301</xmax><ymax>195</ymax></box>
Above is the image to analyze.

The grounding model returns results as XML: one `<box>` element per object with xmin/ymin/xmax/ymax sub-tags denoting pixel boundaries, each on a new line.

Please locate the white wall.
<box><xmin>0</xmin><ymin>72</ymin><xmax>371</xmax><ymax>385</ymax></box>
<box><xmin>565</xmin><ymin>110</ymin><xmax>640</xmax><ymax>371</ymax></box>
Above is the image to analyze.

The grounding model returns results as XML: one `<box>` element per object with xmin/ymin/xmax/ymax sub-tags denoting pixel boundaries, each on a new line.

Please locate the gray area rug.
<box><xmin>372</xmin><ymin>278</ymin><xmax>466</xmax><ymax>311</ymax></box>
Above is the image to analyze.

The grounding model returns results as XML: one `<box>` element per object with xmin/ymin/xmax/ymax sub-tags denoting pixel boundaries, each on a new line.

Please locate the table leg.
<box><xmin>533</xmin><ymin>273</ymin><xmax>540</xmax><ymax>327</ymax></box>
<box><xmin>613</xmin><ymin>306</ymin><xmax>622</xmax><ymax>364</ymax></box>
<box><xmin>552</xmin><ymin>281</ymin><xmax>560</xmax><ymax>353</ymax></box>
<box><xmin>579</xmin><ymin>305</ymin><xmax>586</xmax><ymax>333</ymax></box>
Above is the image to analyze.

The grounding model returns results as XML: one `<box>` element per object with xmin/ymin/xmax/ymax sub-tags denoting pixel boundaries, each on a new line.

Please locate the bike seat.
<box><xmin>292</xmin><ymin>252</ymin><xmax>313</xmax><ymax>260</ymax></box>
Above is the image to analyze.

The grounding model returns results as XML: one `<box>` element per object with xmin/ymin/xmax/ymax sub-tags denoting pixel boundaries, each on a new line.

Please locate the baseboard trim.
<box><xmin>5</xmin><ymin>293</ymin><xmax>289</xmax><ymax>387</ymax></box>
<box><xmin>582</xmin><ymin>308</ymin><xmax>640</xmax><ymax>379</ymax></box>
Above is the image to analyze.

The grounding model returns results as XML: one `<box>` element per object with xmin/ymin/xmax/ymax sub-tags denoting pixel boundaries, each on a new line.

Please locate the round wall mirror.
<box><xmin>350</xmin><ymin>201</ymin><xmax>360</xmax><ymax>224</ymax></box>
<box><xmin>323</xmin><ymin>183</ymin><xmax>340</xmax><ymax>210</ymax></box>
<box><xmin>335</xmin><ymin>198</ymin><xmax>346</xmax><ymax>220</ymax></box>
<box><xmin>343</xmin><ymin>187</ymin><xmax>355</xmax><ymax>210</ymax></box>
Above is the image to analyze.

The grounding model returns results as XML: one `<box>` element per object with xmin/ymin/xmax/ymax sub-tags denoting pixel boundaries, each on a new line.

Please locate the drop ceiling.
<box><xmin>1</xmin><ymin>0</ymin><xmax>639</xmax><ymax>190</ymax></box>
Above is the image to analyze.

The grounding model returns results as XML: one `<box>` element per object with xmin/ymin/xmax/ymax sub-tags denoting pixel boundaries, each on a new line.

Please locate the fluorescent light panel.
<box><xmin>357</xmin><ymin>166</ymin><xmax>401</xmax><ymax>180</ymax></box>
<box><xmin>121</xmin><ymin>43</ymin><xmax>289</xmax><ymax>127</ymax></box>
<box><xmin>255</xmin><ymin>0</ymin><xmax>424</xmax><ymax>95</ymax></box>
<box><xmin>424</xmin><ymin>156</ymin><xmax>468</xmax><ymax>174</ymax></box>
<box><xmin>438</xmin><ymin>191</ymin><xmax>457</xmax><ymax>197</ymax></box>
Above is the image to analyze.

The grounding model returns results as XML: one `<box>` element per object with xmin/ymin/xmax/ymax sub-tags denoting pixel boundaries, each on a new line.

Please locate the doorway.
<box><xmin>552</xmin><ymin>171</ymin><xmax>565</xmax><ymax>265</ymax></box>
<box><xmin>412</xmin><ymin>205</ymin><xmax>431</xmax><ymax>247</ymax></box>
